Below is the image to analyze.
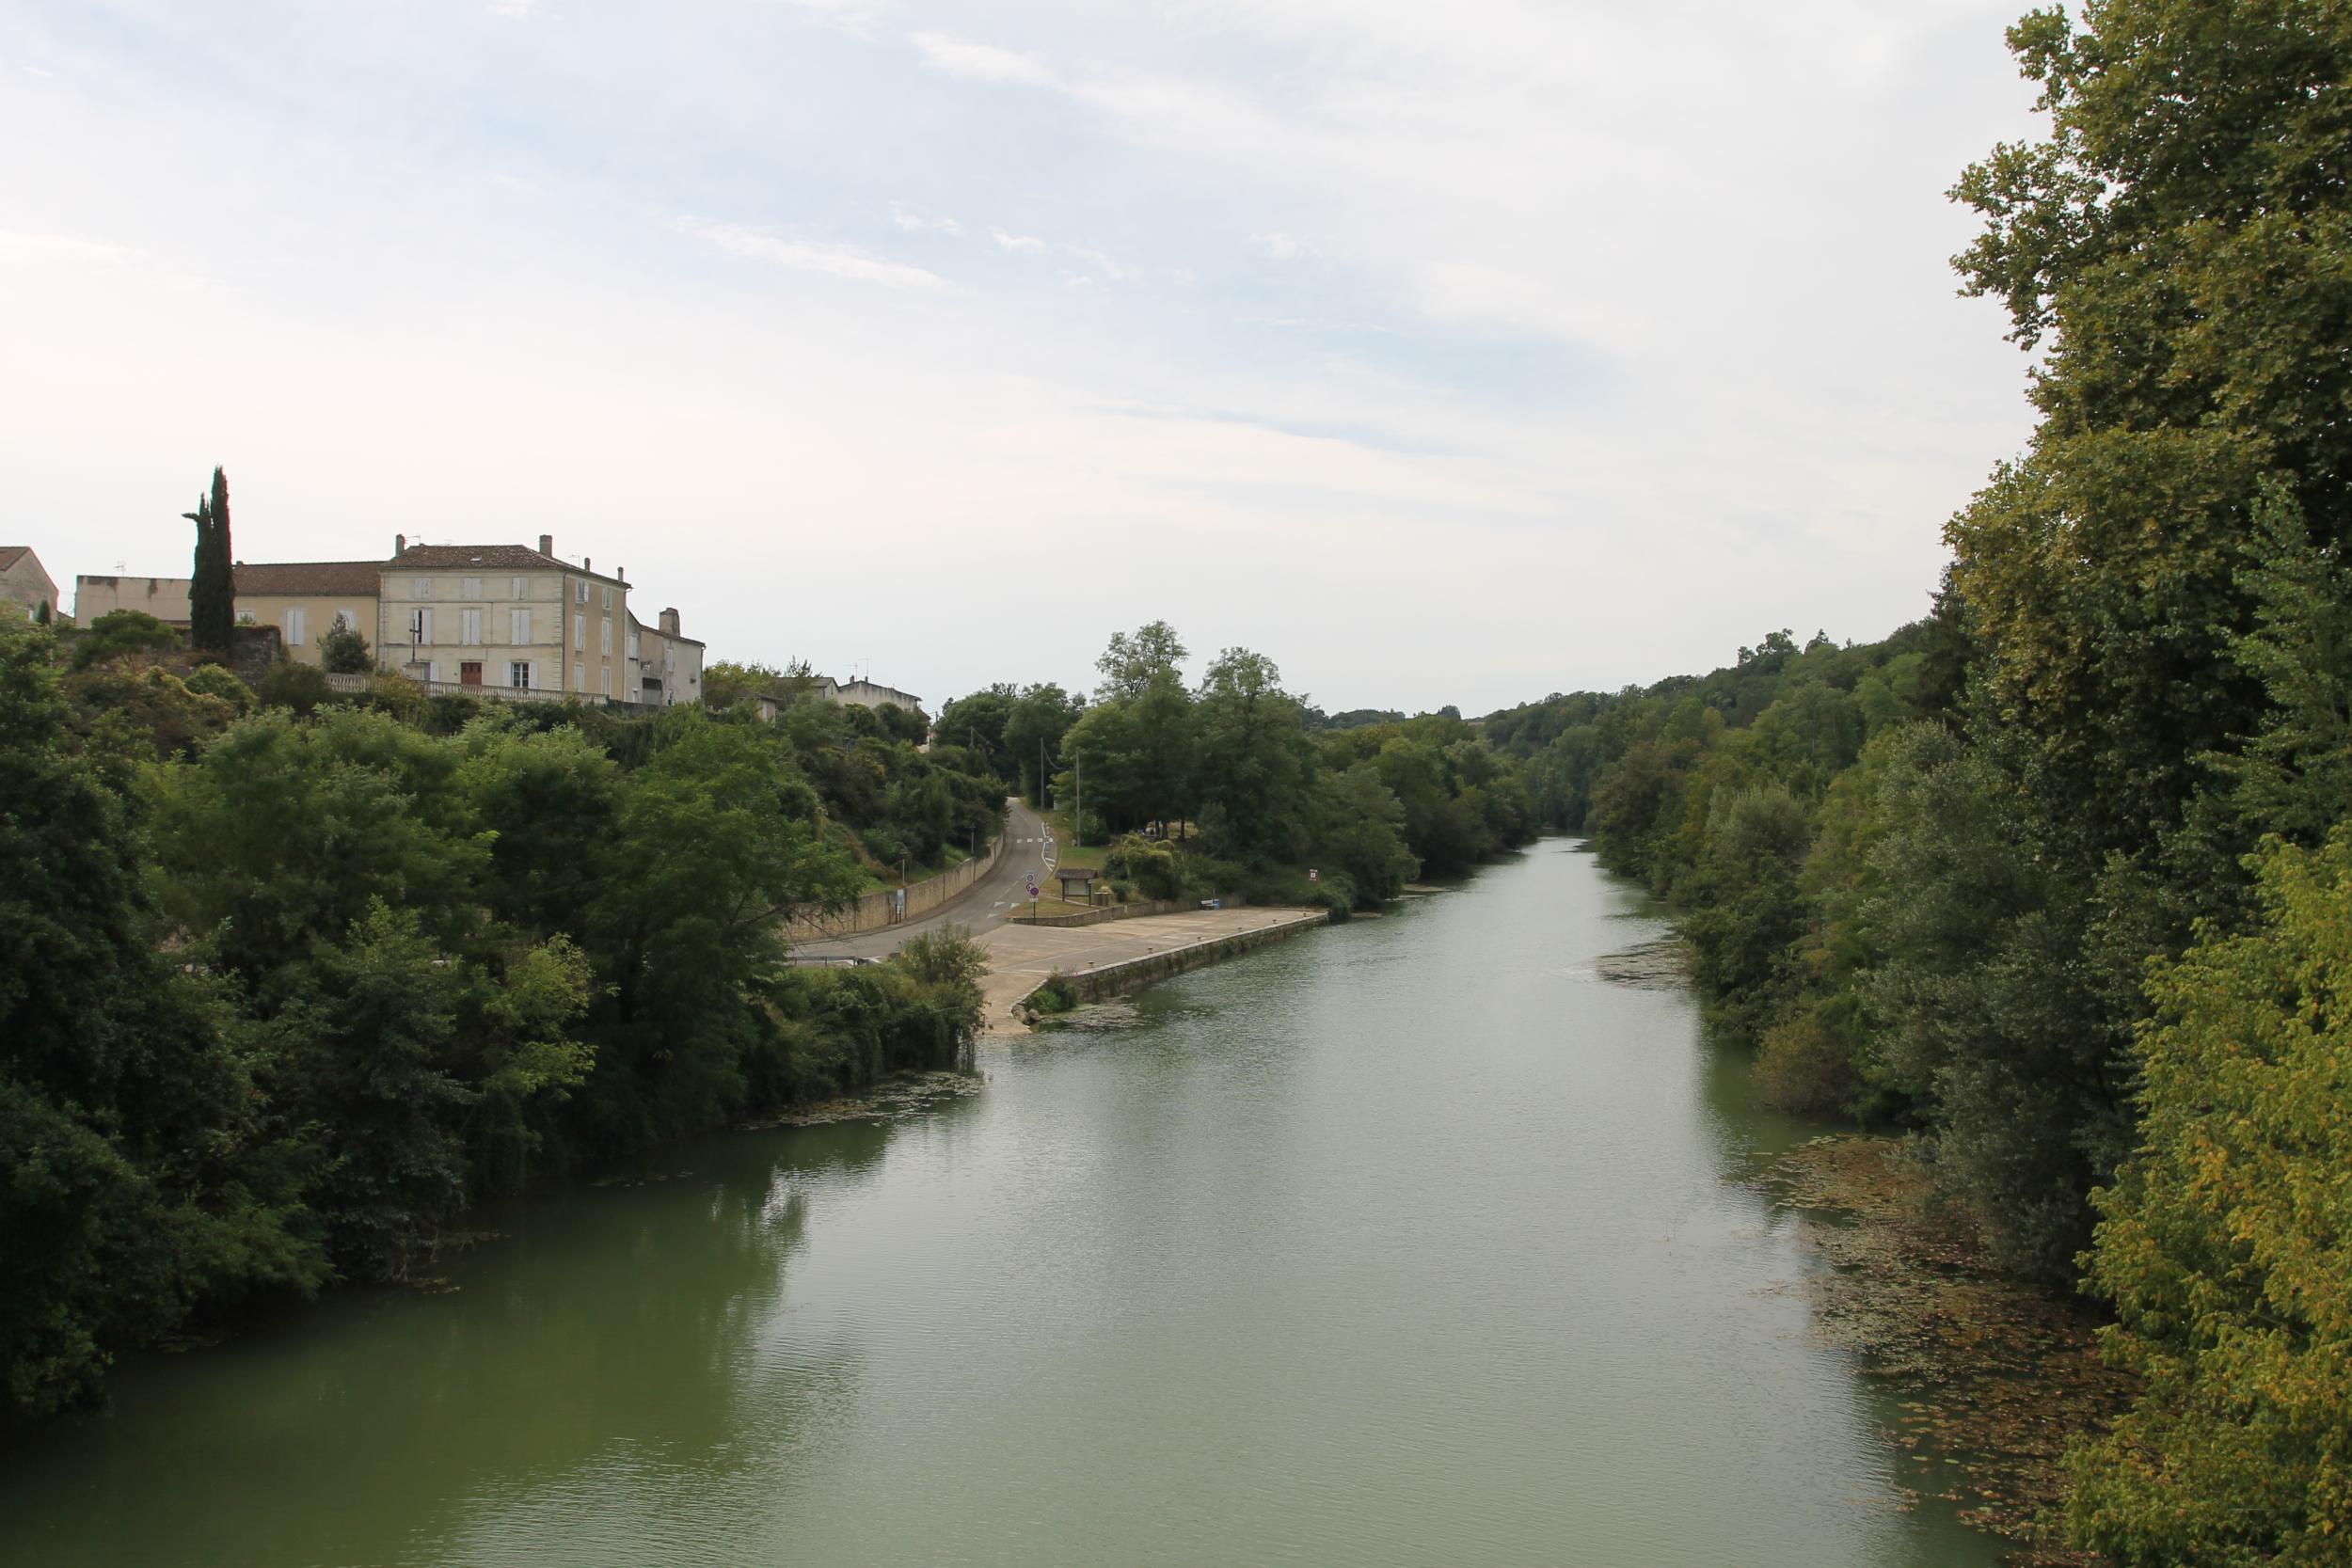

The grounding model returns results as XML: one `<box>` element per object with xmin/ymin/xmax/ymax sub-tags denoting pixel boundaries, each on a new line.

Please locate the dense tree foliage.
<box><xmin>1009</xmin><ymin>622</ymin><xmax>1534</xmax><ymax>910</ymax></box>
<box><xmin>1479</xmin><ymin>1</ymin><xmax>2352</xmax><ymax>1547</ymax></box>
<box><xmin>0</xmin><ymin>617</ymin><xmax>987</xmax><ymax>1413</ymax></box>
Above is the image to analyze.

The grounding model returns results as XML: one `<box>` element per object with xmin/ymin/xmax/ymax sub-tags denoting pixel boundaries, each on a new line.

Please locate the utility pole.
<box><xmin>1074</xmin><ymin>748</ymin><xmax>1082</xmax><ymax>850</ymax></box>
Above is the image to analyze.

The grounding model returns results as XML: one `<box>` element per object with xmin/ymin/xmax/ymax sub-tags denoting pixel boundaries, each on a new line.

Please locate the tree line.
<box><xmin>1485</xmin><ymin>4</ymin><xmax>2352</xmax><ymax>1558</ymax></box>
<box><xmin>939</xmin><ymin>621</ymin><xmax>1540</xmax><ymax>908</ymax></box>
<box><xmin>1</xmin><ymin>617</ymin><xmax>993</xmax><ymax>1417</ymax></box>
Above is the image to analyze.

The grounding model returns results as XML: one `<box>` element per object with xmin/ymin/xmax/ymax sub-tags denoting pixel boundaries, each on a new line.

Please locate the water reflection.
<box><xmin>0</xmin><ymin>846</ymin><xmax>2001</xmax><ymax>1568</ymax></box>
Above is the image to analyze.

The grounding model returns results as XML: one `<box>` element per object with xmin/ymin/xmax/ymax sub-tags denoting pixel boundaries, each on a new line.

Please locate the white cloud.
<box><xmin>675</xmin><ymin>219</ymin><xmax>949</xmax><ymax>291</ymax></box>
<box><xmin>989</xmin><ymin>227</ymin><xmax>1046</xmax><ymax>254</ymax></box>
<box><xmin>1251</xmin><ymin>232</ymin><xmax>1306</xmax><ymax>261</ymax></box>
<box><xmin>910</xmin><ymin>32</ymin><xmax>1056</xmax><ymax>87</ymax></box>
<box><xmin>0</xmin><ymin>230</ymin><xmax>139</xmax><ymax>265</ymax></box>
<box><xmin>890</xmin><ymin>203</ymin><xmax>962</xmax><ymax>234</ymax></box>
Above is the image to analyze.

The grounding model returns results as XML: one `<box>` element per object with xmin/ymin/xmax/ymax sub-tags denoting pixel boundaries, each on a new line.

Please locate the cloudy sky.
<box><xmin>2</xmin><ymin>0</ymin><xmax>2045</xmax><ymax>715</ymax></box>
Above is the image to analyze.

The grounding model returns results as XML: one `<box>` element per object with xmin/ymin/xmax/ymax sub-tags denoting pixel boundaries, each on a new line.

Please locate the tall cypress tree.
<box><xmin>186</xmin><ymin>466</ymin><xmax>234</xmax><ymax>655</ymax></box>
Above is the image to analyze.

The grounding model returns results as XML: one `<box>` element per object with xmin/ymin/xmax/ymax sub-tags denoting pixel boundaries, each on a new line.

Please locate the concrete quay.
<box><xmin>976</xmin><ymin>906</ymin><xmax>1330</xmax><ymax>1034</ymax></box>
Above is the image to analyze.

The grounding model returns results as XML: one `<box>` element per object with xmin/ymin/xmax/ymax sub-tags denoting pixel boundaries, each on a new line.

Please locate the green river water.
<box><xmin>0</xmin><ymin>841</ymin><xmax>2003</xmax><ymax>1566</ymax></box>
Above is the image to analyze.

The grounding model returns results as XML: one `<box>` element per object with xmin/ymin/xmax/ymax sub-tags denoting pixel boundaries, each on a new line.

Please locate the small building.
<box><xmin>628</xmin><ymin>606</ymin><xmax>706</xmax><ymax>707</ymax></box>
<box><xmin>76</xmin><ymin>562</ymin><xmax>380</xmax><ymax>664</ymax></box>
<box><xmin>74</xmin><ymin>571</ymin><xmax>190</xmax><ymax>625</ymax></box>
<box><xmin>1</xmin><ymin>547</ymin><xmax>60</xmax><ymax>623</ymax></box>
<box><xmin>1056</xmin><ymin>866</ymin><xmax>1104</xmax><ymax>902</ymax></box>
<box><xmin>232</xmin><ymin>561</ymin><xmax>382</xmax><ymax>664</ymax></box>
<box><xmin>819</xmin><ymin>674</ymin><xmax>926</xmax><ymax>717</ymax></box>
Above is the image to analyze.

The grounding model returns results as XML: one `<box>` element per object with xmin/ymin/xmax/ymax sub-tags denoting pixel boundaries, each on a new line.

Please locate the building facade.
<box><xmin>376</xmin><ymin>535</ymin><xmax>629</xmax><ymax>700</ymax></box>
<box><xmin>73</xmin><ymin>572</ymin><xmax>190</xmax><ymax>624</ymax></box>
<box><xmin>231</xmin><ymin>561</ymin><xmax>381</xmax><ymax>663</ymax></box>
<box><xmin>1</xmin><ymin>547</ymin><xmax>60</xmax><ymax>622</ymax></box>
<box><xmin>627</xmin><ymin>606</ymin><xmax>706</xmax><ymax>706</ymax></box>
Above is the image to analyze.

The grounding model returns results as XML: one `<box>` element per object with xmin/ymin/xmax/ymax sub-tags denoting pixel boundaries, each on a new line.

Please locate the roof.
<box><xmin>233</xmin><ymin>560</ymin><xmax>383</xmax><ymax>596</ymax></box>
<box><xmin>1057</xmin><ymin>865</ymin><xmax>1102</xmax><ymax>881</ymax></box>
<box><xmin>387</xmin><ymin>543</ymin><xmax>625</xmax><ymax>585</ymax></box>
<box><xmin>0</xmin><ymin>546</ymin><xmax>28</xmax><ymax>571</ymax></box>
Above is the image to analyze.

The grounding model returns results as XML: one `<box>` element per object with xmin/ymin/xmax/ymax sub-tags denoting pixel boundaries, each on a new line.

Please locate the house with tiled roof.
<box><xmin>75</xmin><ymin>560</ymin><xmax>381</xmax><ymax>662</ymax></box>
<box><xmin>1</xmin><ymin>546</ymin><xmax>60</xmax><ymax>623</ymax></box>
<box><xmin>70</xmin><ymin>531</ymin><xmax>710</xmax><ymax>705</ymax></box>
<box><xmin>377</xmin><ymin>532</ymin><xmax>635</xmax><ymax>700</ymax></box>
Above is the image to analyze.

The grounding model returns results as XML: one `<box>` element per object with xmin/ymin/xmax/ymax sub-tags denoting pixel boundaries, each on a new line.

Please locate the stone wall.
<box><xmin>781</xmin><ymin>825</ymin><xmax>1007</xmax><ymax>942</ymax></box>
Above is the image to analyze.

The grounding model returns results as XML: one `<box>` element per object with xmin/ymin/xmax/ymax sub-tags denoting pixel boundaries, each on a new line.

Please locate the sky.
<box><xmin>1</xmin><ymin>0</ymin><xmax>2049</xmax><ymax>717</ymax></box>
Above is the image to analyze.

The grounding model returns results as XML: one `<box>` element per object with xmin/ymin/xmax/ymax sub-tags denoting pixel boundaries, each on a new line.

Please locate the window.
<box><xmin>424</xmin><ymin>660</ymin><xmax>439</xmax><ymax>683</ymax></box>
<box><xmin>628</xmin><ymin>627</ymin><xmax>640</xmax><ymax>658</ymax></box>
<box><xmin>510</xmin><ymin>576</ymin><xmax>526</xmax><ymax>599</ymax></box>
<box><xmin>463</xmin><ymin>578</ymin><xmax>482</xmax><ymax>600</ymax></box>
<box><xmin>415</xmin><ymin>608</ymin><xmax>433</xmax><ymax>644</ymax></box>
<box><xmin>511</xmin><ymin>608</ymin><xmax>532</xmax><ymax>643</ymax></box>
<box><xmin>575</xmin><ymin>579</ymin><xmax>587</xmax><ymax>605</ymax></box>
<box><xmin>574</xmin><ymin>661</ymin><xmax>584</xmax><ymax>692</ymax></box>
<box><xmin>600</xmin><ymin>667</ymin><xmax>611</xmax><ymax>698</ymax></box>
<box><xmin>509</xmin><ymin>661</ymin><xmax>532</xmax><ymax>689</ymax></box>
<box><xmin>573</xmin><ymin>614</ymin><xmax>583</xmax><ymax>650</ymax></box>
<box><xmin>335</xmin><ymin>607</ymin><xmax>358</xmax><ymax>632</ymax></box>
<box><xmin>283</xmin><ymin>607</ymin><xmax>307</xmax><ymax>646</ymax></box>
<box><xmin>600</xmin><ymin>617</ymin><xmax>612</xmax><ymax>656</ymax></box>
<box><xmin>415</xmin><ymin>578</ymin><xmax>433</xmax><ymax>599</ymax></box>
<box><xmin>602</xmin><ymin>585</ymin><xmax>612</xmax><ymax>610</ymax></box>
<box><xmin>460</xmin><ymin>607</ymin><xmax>482</xmax><ymax>644</ymax></box>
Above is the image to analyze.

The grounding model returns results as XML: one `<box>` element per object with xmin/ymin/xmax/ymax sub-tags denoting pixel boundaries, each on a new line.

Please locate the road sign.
<box><xmin>1308</xmin><ymin>868</ymin><xmax>1319</xmax><ymax>882</ymax></box>
<box><xmin>1028</xmin><ymin>884</ymin><xmax>1040</xmax><ymax>899</ymax></box>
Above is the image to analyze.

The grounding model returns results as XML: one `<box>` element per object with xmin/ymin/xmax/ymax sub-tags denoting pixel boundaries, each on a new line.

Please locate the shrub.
<box><xmin>254</xmin><ymin>660</ymin><xmax>334</xmax><ymax>715</ymax></box>
<box><xmin>319</xmin><ymin>620</ymin><xmax>373</xmax><ymax>674</ymax></box>
<box><xmin>69</xmin><ymin>610</ymin><xmax>180</xmax><ymax>670</ymax></box>
<box><xmin>180</xmin><ymin>663</ymin><xmax>255</xmax><ymax>715</ymax></box>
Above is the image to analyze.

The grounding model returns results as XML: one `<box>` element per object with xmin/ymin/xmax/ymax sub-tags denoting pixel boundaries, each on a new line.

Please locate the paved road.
<box><xmin>790</xmin><ymin>797</ymin><xmax>1058</xmax><ymax>960</ymax></box>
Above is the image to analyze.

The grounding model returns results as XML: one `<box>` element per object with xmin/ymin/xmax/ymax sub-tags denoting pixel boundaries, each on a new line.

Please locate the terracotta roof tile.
<box><xmin>0</xmin><ymin>546</ymin><xmax>27</xmax><ymax>571</ymax></box>
<box><xmin>389</xmin><ymin>544</ymin><xmax>624</xmax><ymax>584</ymax></box>
<box><xmin>233</xmin><ymin>560</ymin><xmax>384</xmax><ymax>596</ymax></box>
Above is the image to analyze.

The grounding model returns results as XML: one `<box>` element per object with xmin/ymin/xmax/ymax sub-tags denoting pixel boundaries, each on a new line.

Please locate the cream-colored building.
<box><xmin>74</xmin><ymin>572</ymin><xmax>191</xmax><ymax>624</ymax></box>
<box><xmin>2</xmin><ymin>547</ymin><xmax>61</xmax><ymax>622</ymax></box>
<box><xmin>628</xmin><ymin>607</ymin><xmax>705</xmax><ymax>706</ymax></box>
<box><xmin>377</xmin><ymin>534</ymin><xmax>630</xmax><ymax>700</ymax></box>
<box><xmin>233</xmin><ymin>562</ymin><xmax>381</xmax><ymax>663</ymax></box>
<box><xmin>74</xmin><ymin>562</ymin><xmax>379</xmax><ymax>664</ymax></box>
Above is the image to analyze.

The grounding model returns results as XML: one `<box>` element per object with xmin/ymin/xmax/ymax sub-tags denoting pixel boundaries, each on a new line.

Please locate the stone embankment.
<box><xmin>975</xmin><ymin>907</ymin><xmax>1329</xmax><ymax>1034</ymax></box>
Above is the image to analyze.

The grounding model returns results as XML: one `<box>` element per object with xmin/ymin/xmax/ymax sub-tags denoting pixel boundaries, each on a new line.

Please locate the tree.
<box><xmin>1003</xmin><ymin>682</ymin><xmax>1082</xmax><ymax>805</ymax></box>
<box><xmin>1194</xmin><ymin>647</ymin><xmax>1314</xmax><ymax>863</ymax></box>
<box><xmin>2070</xmin><ymin>829</ymin><xmax>2352</xmax><ymax>1564</ymax></box>
<box><xmin>187</xmin><ymin>467</ymin><xmax>235</xmax><ymax>657</ymax></box>
<box><xmin>1095</xmin><ymin>619</ymin><xmax>1186</xmax><ymax>701</ymax></box>
<box><xmin>319</xmin><ymin>617</ymin><xmax>373</xmax><ymax>674</ymax></box>
<box><xmin>1315</xmin><ymin>763</ymin><xmax>1418</xmax><ymax>901</ymax></box>
<box><xmin>935</xmin><ymin>685</ymin><xmax>1018</xmax><ymax>785</ymax></box>
<box><xmin>70</xmin><ymin>609</ymin><xmax>179</xmax><ymax>670</ymax></box>
<box><xmin>0</xmin><ymin>616</ymin><xmax>321</xmax><ymax>1413</ymax></box>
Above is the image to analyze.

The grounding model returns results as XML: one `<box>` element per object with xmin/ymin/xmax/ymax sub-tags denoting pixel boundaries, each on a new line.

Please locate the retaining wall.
<box><xmin>782</xmin><ymin>826</ymin><xmax>1007</xmax><ymax>942</ymax></box>
<box><xmin>1007</xmin><ymin>898</ymin><xmax>1188</xmax><ymax>928</ymax></box>
<box><xmin>1027</xmin><ymin>911</ymin><xmax>1330</xmax><ymax>1012</ymax></box>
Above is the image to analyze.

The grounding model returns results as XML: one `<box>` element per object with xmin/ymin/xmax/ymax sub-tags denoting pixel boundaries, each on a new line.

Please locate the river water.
<box><xmin>1</xmin><ymin>842</ymin><xmax>2001</xmax><ymax>1567</ymax></box>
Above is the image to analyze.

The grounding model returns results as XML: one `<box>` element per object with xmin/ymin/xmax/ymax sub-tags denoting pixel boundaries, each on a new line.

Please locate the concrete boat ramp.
<box><xmin>977</xmin><ymin>907</ymin><xmax>1330</xmax><ymax>1035</ymax></box>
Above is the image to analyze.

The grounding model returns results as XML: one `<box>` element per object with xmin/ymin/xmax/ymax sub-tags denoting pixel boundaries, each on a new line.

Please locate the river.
<box><xmin>0</xmin><ymin>841</ymin><xmax>2001</xmax><ymax>1566</ymax></box>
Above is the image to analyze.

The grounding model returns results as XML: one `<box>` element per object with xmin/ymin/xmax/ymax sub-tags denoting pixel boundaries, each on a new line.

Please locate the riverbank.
<box><xmin>1768</xmin><ymin>1134</ymin><xmax>2136</xmax><ymax>1563</ymax></box>
<box><xmin>974</xmin><ymin>905</ymin><xmax>1330</xmax><ymax>1032</ymax></box>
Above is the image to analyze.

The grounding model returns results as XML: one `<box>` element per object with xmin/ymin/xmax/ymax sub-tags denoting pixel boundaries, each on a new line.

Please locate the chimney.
<box><xmin>660</xmin><ymin>607</ymin><xmax>679</xmax><ymax>636</ymax></box>
<box><xmin>395</xmin><ymin>532</ymin><xmax>405</xmax><ymax>555</ymax></box>
<box><xmin>538</xmin><ymin>533</ymin><xmax>553</xmax><ymax>557</ymax></box>
<box><xmin>618</xmin><ymin>565</ymin><xmax>626</xmax><ymax>583</ymax></box>
<box><xmin>584</xmin><ymin>557</ymin><xmax>592</xmax><ymax>574</ymax></box>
